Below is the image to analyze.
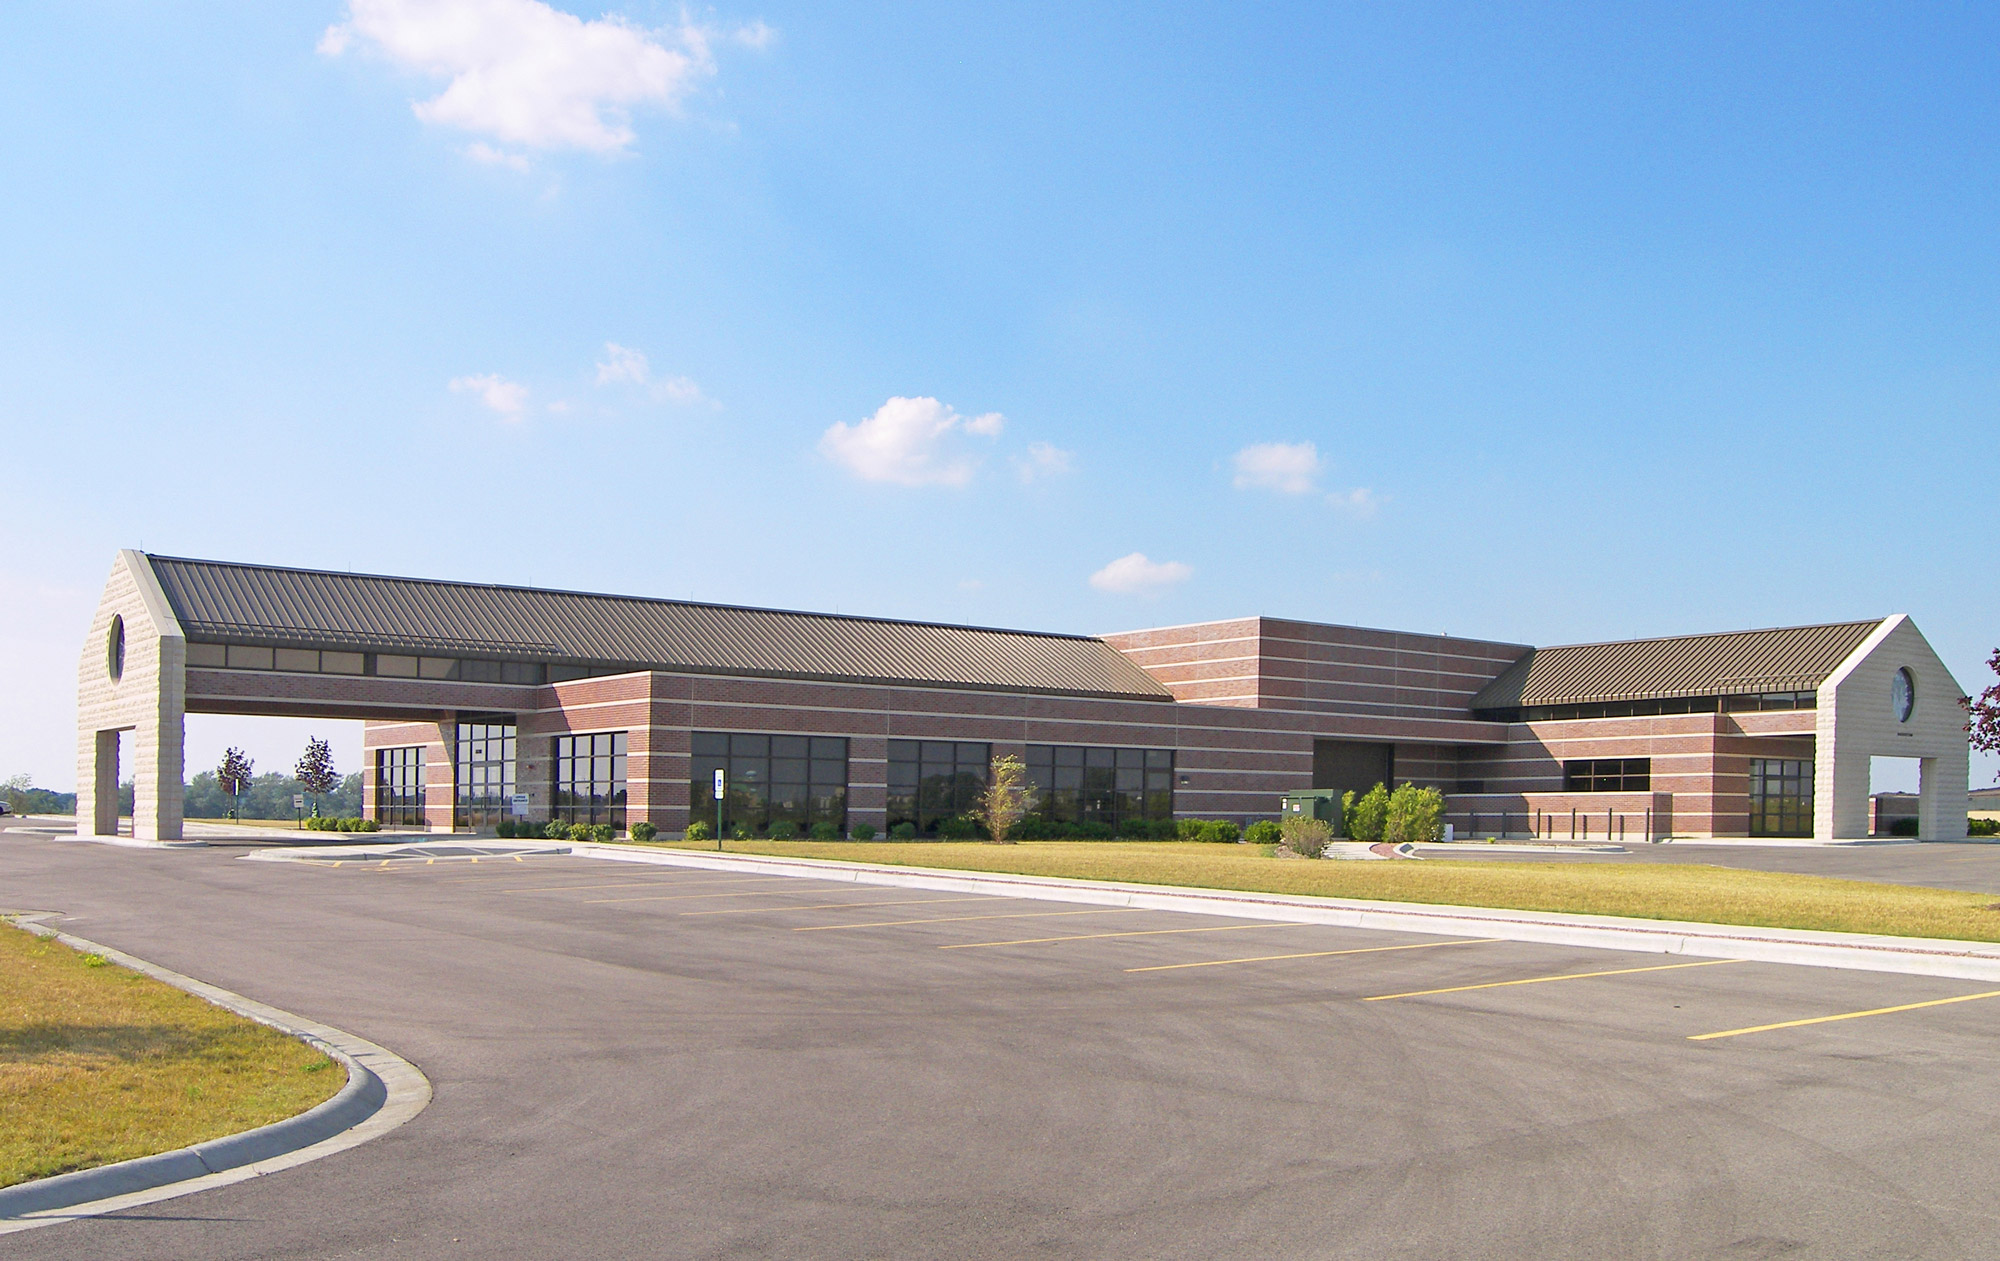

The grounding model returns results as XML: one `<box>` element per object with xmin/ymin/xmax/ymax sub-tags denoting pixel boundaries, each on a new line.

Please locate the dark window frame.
<box><xmin>453</xmin><ymin>720</ymin><xmax>516</xmax><ymax>829</ymax></box>
<box><xmin>1748</xmin><ymin>758</ymin><xmax>1813</xmax><ymax>838</ymax></box>
<box><xmin>692</xmin><ymin>732</ymin><xmax>848</xmax><ymax>835</ymax></box>
<box><xmin>1561</xmin><ymin>757</ymin><xmax>1652</xmax><ymax>792</ymax></box>
<box><xmin>375</xmin><ymin>746</ymin><xmax>426</xmax><ymax>827</ymax></box>
<box><xmin>553</xmin><ymin>731</ymin><xmax>628</xmax><ymax>828</ymax></box>
<box><xmin>1023</xmin><ymin>744</ymin><xmax>1174</xmax><ymax>828</ymax></box>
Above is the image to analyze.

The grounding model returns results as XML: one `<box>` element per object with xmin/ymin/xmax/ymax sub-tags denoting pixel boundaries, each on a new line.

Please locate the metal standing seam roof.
<box><xmin>144</xmin><ymin>556</ymin><xmax>1175</xmax><ymax>702</ymax></box>
<box><xmin>1468</xmin><ymin>619</ymin><xmax>1886</xmax><ymax>710</ymax></box>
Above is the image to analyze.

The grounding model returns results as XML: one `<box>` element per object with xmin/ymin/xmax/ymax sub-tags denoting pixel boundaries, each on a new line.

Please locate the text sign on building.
<box><xmin>713</xmin><ymin>769</ymin><xmax>726</xmax><ymax>795</ymax></box>
<box><xmin>510</xmin><ymin>794</ymin><xmax>530</xmax><ymax>817</ymax></box>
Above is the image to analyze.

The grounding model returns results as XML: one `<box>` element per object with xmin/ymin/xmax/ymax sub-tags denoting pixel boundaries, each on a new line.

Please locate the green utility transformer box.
<box><xmin>1280</xmin><ymin>790</ymin><xmax>1342</xmax><ymax>832</ymax></box>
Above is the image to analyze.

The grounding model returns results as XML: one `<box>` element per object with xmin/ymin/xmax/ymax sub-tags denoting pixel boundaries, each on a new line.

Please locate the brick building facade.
<box><xmin>76</xmin><ymin>551</ymin><xmax>1971</xmax><ymax>843</ymax></box>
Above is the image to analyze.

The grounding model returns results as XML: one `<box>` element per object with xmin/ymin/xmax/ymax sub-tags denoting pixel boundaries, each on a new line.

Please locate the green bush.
<box><xmin>1175</xmin><ymin>818</ymin><xmax>1207</xmax><ymax>842</ymax></box>
<box><xmin>565</xmin><ymin>822</ymin><xmax>592</xmax><ymax>842</ymax></box>
<box><xmin>1011</xmin><ymin>818</ymin><xmax>1056</xmax><ymax>840</ymax></box>
<box><xmin>1280</xmin><ymin>816</ymin><xmax>1334</xmax><ymax>858</ymax></box>
<box><xmin>1202</xmin><ymin>820</ymin><xmax>1241</xmax><ymax>844</ymax></box>
<box><xmin>1068</xmin><ymin>820</ymin><xmax>1114</xmax><ymax>840</ymax></box>
<box><xmin>593</xmin><ymin>823</ymin><xmax>617</xmax><ymax>843</ymax></box>
<box><xmin>1343</xmin><ymin>784</ymin><xmax>1390</xmax><ymax>843</ymax></box>
<box><xmin>1243</xmin><ymin>820</ymin><xmax>1282</xmax><ymax>846</ymax></box>
<box><xmin>808</xmin><ymin>821</ymin><xmax>839</xmax><ymax>840</ymax></box>
<box><xmin>1889</xmin><ymin>817</ymin><xmax>1920</xmax><ymax>837</ymax></box>
<box><xmin>935</xmin><ymin>816</ymin><xmax>980</xmax><ymax>840</ymax></box>
<box><xmin>768</xmin><ymin>819</ymin><xmax>798</xmax><ymax>840</ymax></box>
<box><xmin>629</xmin><ymin>821</ymin><xmax>657</xmax><ymax>842</ymax></box>
<box><xmin>684</xmin><ymin>820</ymin><xmax>712</xmax><ymax>842</ymax></box>
<box><xmin>730</xmin><ymin>824</ymin><xmax>753</xmax><ymax>841</ymax></box>
<box><xmin>1970</xmin><ymin>817</ymin><xmax>1999</xmax><ymax>837</ymax></box>
<box><xmin>495</xmin><ymin>819</ymin><xmax>517</xmax><ymax>838</ymax></box>
<box><xmin>538</xmin><ymin>819</ymin><xmax>565</xmax><ymax>840</ymax></box>
<box><xmin>848</xmin><ymin>822</ymin><xmax>877</xmax><ymax>841</ymax></box>
<box><xmin>1117</xmin><ymin>817</ymin><xmax>1151</xmax><ymax>839</ymax></box>
<box><xmin>358</xmin><ymin>818</ymin><xmax>379</xmax><ymax>832</ymax></box>
<box><xmin>1383</xmin><ymin>783</ymin><xmax>1446</xmax><ymax>845</ymax></box>
<box><xmin>889</xmin><ymin>821</ymin><xmax>918</xmax><ymax>841</ymax></box>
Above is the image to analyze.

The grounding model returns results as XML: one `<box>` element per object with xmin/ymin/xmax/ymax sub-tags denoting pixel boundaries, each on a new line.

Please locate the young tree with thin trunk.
<box><xmin>972</xmin><ymin>754</ymin><xmax>1035</xmax><ymax>845</ymax></box>
<box><xmin>1967</xmin><ymin>649</ymin><xmax>2000</xmax><ymax>782</ymax></box>
<box><xmin>294</xmin><ymin>737</ymin><xmax>339</xmax><ymax>817</ymax></box>
<box><xmin>217</xmin><ymin>747</ymin><xmax>254</xmax><ymax>821</ymax></box>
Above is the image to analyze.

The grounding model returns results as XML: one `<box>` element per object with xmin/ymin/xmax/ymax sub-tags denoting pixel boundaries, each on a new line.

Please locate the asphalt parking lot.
<box><xmin>7</xmin><ymin>830</ymin><xmax>2000</xmax><ymax>1259</ymax></box>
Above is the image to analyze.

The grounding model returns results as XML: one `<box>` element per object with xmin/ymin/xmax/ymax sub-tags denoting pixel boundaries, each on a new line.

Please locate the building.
<box><xmin>76</xmin><ymin>551</ymin><xmax>1972</xmax><ymax>844</ymax></box>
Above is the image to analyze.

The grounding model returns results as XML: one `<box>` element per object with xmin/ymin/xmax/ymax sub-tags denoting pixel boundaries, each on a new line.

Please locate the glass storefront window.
<box><xmin>554</xmin><ymin>731</ymin><xmax>627</xmax><ymax>828</ymax></box>
<box><xmin>1749</xmin><ymin>758</ymin><xmax>1813</xmax><ymax>837</ymax></box>
<box><xmin>454</xmin><ymin>720</ymin><xmax>515</xmax><ymax>829</ymax></box>
<box><xmin>691</xmin><ymin>732</ymin><xmax>848</xmax><ymax>835</ymax></box>
<box><xmin>375</xmin><ymin>746</ymin><xmax>425</xmax><ymax>828</ymax></box>
<box><xmin>1023</xmin><ymin>745</ymin><xmax>1174</xmax><ymax>828</ymax></box>
<box><xmin>886</xmin><ymin>740</ymin><xmax>989</xmax><ymax>834</ymax></box>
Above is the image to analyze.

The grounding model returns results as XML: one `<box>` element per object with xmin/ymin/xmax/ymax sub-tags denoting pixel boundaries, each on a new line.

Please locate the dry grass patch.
<box><xmin>0</xmin><ymin>923</ymin><xmax>343</xmax><ymax>1189</ymax></box>
<box><xmin>646</xmin><ymin>840</ymin><xmax>2000</xmax><ymax>943</ymax></box>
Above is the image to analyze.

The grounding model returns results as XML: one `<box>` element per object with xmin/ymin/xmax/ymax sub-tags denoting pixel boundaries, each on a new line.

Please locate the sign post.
<box><xmin>712</xmin><ymin>768</ymin><xmax>726</xmax><ymax>851</ymax></box>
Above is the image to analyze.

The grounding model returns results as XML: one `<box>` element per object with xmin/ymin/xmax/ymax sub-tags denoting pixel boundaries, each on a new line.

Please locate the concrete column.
<box><xmin>1919</xmin><ymin>752</ymin><xmax>1970</xmax><ymax>842</ymax></box>
<box><xmin>80</xmin><ymin>729</ymin><xmax>120</xmax><ymax>837</ymax></box>
<box><xmin>131</xmin><ymin>710</ymin><xmax>185</xmax><ymax>842</ymax></box>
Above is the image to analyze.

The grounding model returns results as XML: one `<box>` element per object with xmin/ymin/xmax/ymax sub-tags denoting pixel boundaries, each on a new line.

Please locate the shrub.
<box><xmin>543</xmin><ymin>819</ymin><xmax>570</xmax><ymax>840</ymax></box>
<box><xmin>1205</xmin><ymin>820</ymin><xmax>1242</xmax><ymax>844</ymax></box>
<box><xmin>808</xmin><ymin>821</ymin><xmax>839</xmax><ymax>840</ymax></box>
<box><xmin>592</xmin><ymin>823</ymin><xmax>617</xmax><ymax>843</ymax></box>
<box><xmin>889</xmin><ymin>821</ymin><xmax>918</xmax><ymax>841</ymax></box>
<box><xmin>1176</xmin><ymin>818</ymin><xmax>1207</xmax><ymax>842</ymax></box>
<box><xmin>495</xmin><ymin>819</ymin><xmax>517</xmax><ymax>838</ymax></box>
<box><xmin>935</xmin><ymin>816</ymin><xmax>980</xmax><ymax>840</ymax></box>
<box><xmin>1280</xmin><ymin>816</ymin><xmax>1334</xmax><ymax>858</ymax></box>
<box><xmin>1150</xmin><ymin>818</ymin><xmax>1181</xmax><ymax>840</ymax></box>
<box><xmin>1011</xmin><ymin>817</ymin><xmax>1056</xmax><ymax>840</ymax></box>
<box><xmin>848</xmin><ymin>821</ymin><xmax>877</xmax><ymax>841</ymax></box>
<box><xmin>567</xmin><ymin>822</ymin><xmax>593</xmax><ymax>842</ymax></box>
<box><xmin>684</xmin><ymin>820</ymin><xmax>712</xmax><ymax>842</ymax></box>
<box><xmin>768</xmin><ymin>819</ymin><xmax>799</xmax><ymax>840</ymax></box>
<box><xmin>1971</xmin><ymin>817</ymin><xmax>1999</xmax><ymax>837</ymax></box>
<box><xmin>730</xmin><ymin>824</ymin><xmax>752</xmax><ymax>841</ymax></box>
<box><xmin>1889</xmin><ymin>817</ymin><xmax>1920</xmax><ymax>837</ymax></box>
<box><xmin>1343</xmin><ymin>784</ymin><xmax>1390</xmax><ymax>843</ymax></box>
<box><xmin>1068</xmin><ymin>820</ymin><xmax>1114</xmax><ymax>840</ymax></box>
<box><xmin>1383</xmin><ymin>784</ymin><xmax>1446</xmax><ymax>845</ymax></box>
<box><xmin>629</xmin><ymin>821</ymin><xmax>658</xmax><ymax>843</ymax></box>
<box><xmin>357</xmin><ymin>819</ymin><xmax>379</xmax><ymax>832</ymax></box>
<box><xmin>1117</xmin><ymin>817</ymin><xmax>1152</xmax><ymax>839</ymax></box>
<box><xmin>1243</xmin><ymin>820</ymin><xmax>1282</xmax><ymax>846</ymax></box>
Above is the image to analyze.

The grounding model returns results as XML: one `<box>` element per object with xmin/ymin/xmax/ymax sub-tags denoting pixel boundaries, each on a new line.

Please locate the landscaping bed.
<box><xmin>645</xmin><ymin>839</ymin><xmax>2000</xmax><ymax>943</ymax></box>
<box><xmin>0</xmin><ymin>923</ymin><xmax>343</xmax><ymax>1189</ymax></box>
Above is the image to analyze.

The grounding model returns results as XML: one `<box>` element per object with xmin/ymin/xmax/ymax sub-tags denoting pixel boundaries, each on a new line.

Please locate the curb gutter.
<box><xmin>570</xmin><ymin>844</ymin><xmax>2000</xmax><ymax>983</ymax></box>
<box><xmin>0</xmin><ymin>915</ymin><xmax>431</xmax><ymax>1234</ymax></box>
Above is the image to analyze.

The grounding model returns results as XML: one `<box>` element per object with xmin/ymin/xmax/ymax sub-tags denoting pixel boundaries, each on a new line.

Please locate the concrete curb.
<box><xmin>0</xmin><ymin>915</ymin><xmax>431</xmax><ymax>1234</ymax></box>
<box><xmin>52</xmin><ymin>834</ymin><xmax>208</xmax><ymax>849</ymax></box>
<box><xmin>570</xmin><ymin>844</ymin><xmax>2000</xmax><ymax>982</ymax></box>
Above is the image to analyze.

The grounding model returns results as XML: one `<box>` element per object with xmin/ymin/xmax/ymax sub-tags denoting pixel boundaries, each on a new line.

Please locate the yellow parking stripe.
<box><xmin>795</xmin><ymin>909</ymin><xmax>1144</xmax><ymax>932</ymax></box>
<box><xmin>1364</xmin><ymin>957</ymin><xmax>1744</xmax><ymax>1001</ymax></box>
<box><xmin>944</xmin><ymin>922</ymin><xmax>1307</xmax><ymax>949</ymax></box>
<box><xmin>683</xmin><ymin>897</ymin><xmax>1004</xmax><ymax>917</ymax></box>
<box><xmin>1689</xmin><ymin>989</ymin><xmax>2000</xmax><ymax>1041</ymax></box>
<box><xmin>1127</xmin><ymin>937</ymin><xmax>1501</xmax><ymax>973</ymax></box>
<box><xmin>586</xmin><ymin>888</ymin><xmax>850</xmax><ymax>905</ymax></box>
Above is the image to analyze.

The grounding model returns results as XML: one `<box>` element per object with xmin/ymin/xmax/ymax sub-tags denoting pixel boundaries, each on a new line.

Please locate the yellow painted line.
<box><xmin>1127</xmin><ymin>937</ymin><xmax>1503</xmax><ymax>973</ymax></box>
<box><xmin>795</xmin><ymin>909</ymin><xmax>1145</xmax><ymax>932</ymax></box>
<box><xmin>585</xmin><ymin>888</ymin><xmax>852</xmax><ymax>905</ymax></box>
<box><xmin>944</xmin><ymin>922</ymin><xmax>1309</xmax><ymax>949</ymax></box>
<box><xmin>1364</xmin><ymin>957</ymin><xmax>1745</xmax><ymax>1001</ymax></box>
<box><xmin>426</xmin><ymin>858</ymin><xmax>435</xmax><ymax>866</ymax></box>
<box><xmin>683</xmin><ymin>897</ymin><xmax>1005</xmax><ymax>917</ymax></box>
<box><xmin>1689</xmin><ymin>989</ymin><xmax>2000</xmax><ymax>1041</ymax></box>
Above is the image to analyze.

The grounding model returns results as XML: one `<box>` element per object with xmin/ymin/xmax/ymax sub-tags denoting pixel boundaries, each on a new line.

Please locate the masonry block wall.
<box><xmin>1817</xmin><ymin>616</ymin><xmax>1969</xmax><ymax>841</ymax></box>
<box><xmin>76</xmin><ymin>551</ymin><xmax>186</xmax><ymax>841</ymax></box>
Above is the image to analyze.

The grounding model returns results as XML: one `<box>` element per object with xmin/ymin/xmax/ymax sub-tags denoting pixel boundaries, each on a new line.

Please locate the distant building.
<box><xmin>76</xmin><ymin>551</ymin><xmax>1972</xmax><ymax>843</ymax></box>
<box><xmin>1971</xmin><ymin>786</ymin><xmax>2000</xmax><ymax>817</ymax></box>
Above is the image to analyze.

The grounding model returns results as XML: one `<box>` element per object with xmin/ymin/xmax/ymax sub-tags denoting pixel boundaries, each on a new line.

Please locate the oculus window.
<box><xmin>1024</xmin><ymin>745</ymin><xmax>1174</xmax><ymax>828</ymax></box>
<box><xmin>886</xmin><ymin>740</ymin><xmax>989</xmax><ymax>834</ymax></box>
<box><xmin>554</xmin><ymin>732</ymin><xmax>627</xmax><ymax>828</ymax></box>
<box><xmin>692</xmin><ymin>733</ymin><xmax>848</xmax><ymax>835</ymax></box>
<box><xmin>1562</xmin><ymin>758</ymin><xmax>1652</xmax><ymax>792</ymax></box>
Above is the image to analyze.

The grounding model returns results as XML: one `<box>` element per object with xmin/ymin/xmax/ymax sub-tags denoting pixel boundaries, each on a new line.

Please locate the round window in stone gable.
<box><xmin>1891</xmin><ymin>666</ymin><xmax>1915</xmax><ymax>724</ymax></box>
<box><xmin>107</xmin><ymin>615</ymin><xmax>125</xmax><ymax>681</ymax></box>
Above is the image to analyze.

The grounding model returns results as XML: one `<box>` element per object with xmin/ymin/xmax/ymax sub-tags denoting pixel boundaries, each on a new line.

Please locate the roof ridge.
<box><xmin>1523</xmin><ymin>617</ymin><xmax>1887</xmax><ymax>654</ymax></box>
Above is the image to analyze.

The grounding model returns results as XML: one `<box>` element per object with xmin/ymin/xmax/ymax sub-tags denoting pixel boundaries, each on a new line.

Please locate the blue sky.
<box><xmin>2</xmin><ymin>2</ymin><xmax>1994</xmax><ymax>790</ymax></box>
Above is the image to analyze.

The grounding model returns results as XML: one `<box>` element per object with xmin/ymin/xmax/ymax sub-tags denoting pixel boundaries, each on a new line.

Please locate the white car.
<box><xmin>0</xmin><ymin>802</ymin><xmax>12</xmax><ymax>816</ymax></box>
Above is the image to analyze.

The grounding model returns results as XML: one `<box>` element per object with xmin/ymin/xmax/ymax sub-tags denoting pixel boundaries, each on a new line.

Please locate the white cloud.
<box><xmin>818</xmin><ymin>396</ymin><xmax>1004</xmax><ymax>487</ymax></box>
<box><xmin>319</xmin><ymin>0</ymin><xmax>733</xmax><ymax>158</ymax></box>
<box><xmin>465</xmin><ymin>140</ymin><xmax>529</xmax><ymax>170</ymax></box>
<box><xmin>1327</xmin><ymin>487</ymin><xmax>1384</xmax><ymax>518</ymax></box>
<box><xmin>654</xmin><ymin>375</ymin><xmax>715</xmax><ymax>407</ymax></box>
<box><xmin>449</xmin><ymin>372</ymin><xmax>528</xmax><ymax>417</ymax></box>
<box><xmin>1089</xmin><ymin>552</ymin><xmax>1192</xmax><ymax>595</ymax></box>
<box><xmin>733</xmin><ymin>20</ymin><xmax>776</xmax><ymax>48</ymax></box>
<box><xmin>1015</xmin><ymin>441</ymin><xmax>1075</xmax><ymax>483</ymax></box>
<box><xmin>1232</xmin><ymin>441</ymin><xmax>1323</xmax><ymax>495</ymax></box>
<box><xmin>595</xmin><ymin>341</ymin><xmax>649</xmax><ymax>385</ymax></box>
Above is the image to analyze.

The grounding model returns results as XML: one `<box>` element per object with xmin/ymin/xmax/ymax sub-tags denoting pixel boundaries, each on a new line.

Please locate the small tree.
<box><xmin>1343</xmin><ymin>783</ymin><xmax>1391</xmax><ymax>842</ymax></box>
<box><xmin>971</xmin><ymin>754</ymin><xmax>1035</xmax><ymax>845</ymax></box>
<box><xmin>294</xmin><ymin>737</ymin><xmax>339</xmax><ymax>817</ymax></box>
<box><xmin>1967</xmin><ymin>649</ymin><xmax>2000</xmax><ymax>781</ymax></box>
<box><xmin>1383</xmin><ymin>783</ymin><xmax>1445</xmax><ymax>844</ymax></box>
<box><xmin>217</xmin><ymin>747</ymin><xmax>254</xmax><ymax>821</ymax></box>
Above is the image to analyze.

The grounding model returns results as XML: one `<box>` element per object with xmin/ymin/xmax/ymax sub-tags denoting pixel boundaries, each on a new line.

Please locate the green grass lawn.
<box><xmin>0</xmin><ymin>923</ymin><xmax>344</xmax><ymax>1189</ymax></box>
<box><xmin>644</xmin><ymin>839</ymin><xmax>2000</xmax><ymax>943</ymax></box>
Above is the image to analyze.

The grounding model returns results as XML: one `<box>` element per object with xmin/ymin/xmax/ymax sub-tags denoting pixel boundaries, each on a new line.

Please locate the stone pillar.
<box><xmin>76</xmin><ymin>551</ymin><xmax>188</xmax><ymax>842</ymax></box>
<box><xmin>1918</xmin><ymin>752</ymin><xmax>1970</xmax><ymax>842</ymax></box>
<box><xmin>79</xmin><ymin>729</ymin><xmax>120</xmax><ymax>837</ymax></box>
